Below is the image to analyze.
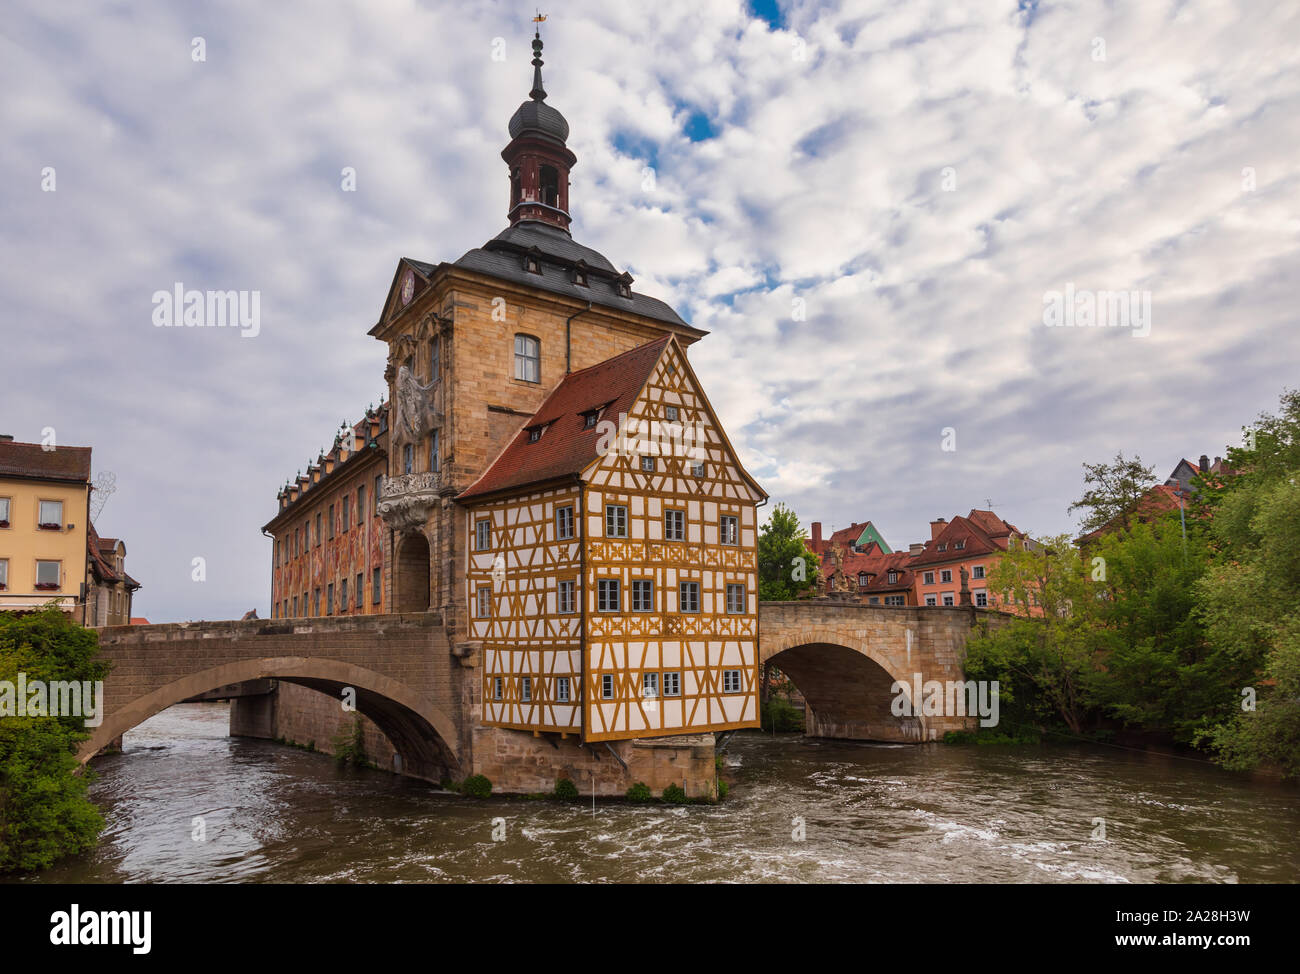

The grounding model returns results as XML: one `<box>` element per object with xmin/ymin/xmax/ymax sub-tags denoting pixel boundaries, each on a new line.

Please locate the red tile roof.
<box><xmin>458</xmin><ymin>336</ymin><xmax>671</xmax><ymax>501</ymax></box>
<box><xmin>1075</xmin><ymin>483</ymin><xmax>1183</xmax><ymax>544</ymax></box>
<box><xmin>910</xmin><ymin>510</ymin><xmax>1020</xmax><ymax>567</ymax></box>
<box><xmin>0</xmin><ymin>440</ymin><xmax>92</xmax><ymax>483</ymax></box>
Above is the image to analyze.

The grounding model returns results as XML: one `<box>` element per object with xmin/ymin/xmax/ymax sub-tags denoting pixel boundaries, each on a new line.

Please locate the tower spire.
<box><xmin>530</xmin><ymin>21</ymin><xmax>547</xmax><ymax>102</ymax></box>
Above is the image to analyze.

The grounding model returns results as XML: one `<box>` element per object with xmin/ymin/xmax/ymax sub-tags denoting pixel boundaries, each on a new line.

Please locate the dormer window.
<box><xmin>888</xmin><ymin>571</ymin><xmax>899</xmax><ymax>584</ymax></box>
<box><xmin>572</xmin><ymin>261</ymin><xmax>589</xmax><ymax>287</ymax></box>
<box><xmin>937</xmin><ymin>543</ymin><xmax>947</xmax><ymax>552</ymax></box>
<box><xmin>582</xmin><ymin>411</ymin><xmax>598</xmax><ymax>429</ymax></box>
<box><xmin>857</xmin><ymin>572</ymin><xmax>868</xmax><ymax>588</ymax></box>
<box><xmin>527</xmin><ymin>424</ymin><xmax>547</xmax><ymax>443</ymax></box>
<box><xmin>616</xmin><ymin>272</ymin><xmax>633</xmax><ymax>299</ymax></box>
<box><xmin>954</xmin><ymin>539</ymin><xmax>965</xmax><ymax>550</ymax></box>
<box><xmin>524</xmin><ymin>254</ymin><xmax>542</xmax><ymax>275</ymax></box>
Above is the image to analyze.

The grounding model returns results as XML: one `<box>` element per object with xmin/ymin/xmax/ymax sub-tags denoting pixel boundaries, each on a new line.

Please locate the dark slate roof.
<box><xmin>458</xmin><ymin>336</ymin><xmax>671</xmax><ymax>501</ymax></box>
<box><xmin>450</xmin><ymin>221</ymin><xmax>692</xmax><ymax>329</ymax></box>
<box><xmin>0</xmin><ymin>440</ymin><xmax>92</xmax><ymax>483</ymax></box>
<box><xmin>508</xmin><ymin>99</ymin><xmax>570</xmax><ymax>143</ymax></box>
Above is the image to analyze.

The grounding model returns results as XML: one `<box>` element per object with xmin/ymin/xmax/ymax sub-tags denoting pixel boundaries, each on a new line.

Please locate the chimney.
<box><xmin>812</xmin><ymin>521</ymin><xmax>823</xmax><ymax>547</ymax></box>
<box><xmin>1199</xmin><ymin>454</ymin><xmax>1209</xmax><ymax>472</ymax></box>
<box><xmin>930</xmin><ymin>518</ymin><xmax>947</xmax><ymax>540</ymax></box>
<box><xmin>0</xmin><ymin>434</ymin><xmax>12</xmax><ymax>442</ymax></box>
<box><xmin>909</xmin><ymin>542</ymin><xmax>925</xmax><ymax>556</ymax></box>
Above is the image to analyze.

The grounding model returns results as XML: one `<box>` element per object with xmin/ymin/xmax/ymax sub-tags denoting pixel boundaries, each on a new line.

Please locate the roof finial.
<box><xmin>530</xmin><ymin>12</ymin><xmax>548</xmax><ymax>102</ymax></box>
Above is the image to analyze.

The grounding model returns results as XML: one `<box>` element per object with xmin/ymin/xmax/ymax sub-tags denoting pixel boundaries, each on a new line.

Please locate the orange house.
<box><xmin>909</xmin><ymin>510</ymin><xmax>1030</xmax><ymax>612</ymax></box>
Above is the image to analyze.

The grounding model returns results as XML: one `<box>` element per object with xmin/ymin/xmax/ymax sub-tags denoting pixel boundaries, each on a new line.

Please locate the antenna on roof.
<box><xmin>983</xmin><ymin>498</ymin><xmax>999</xmax><ymax>510</ymax></box>
<box><xmin>90</xmin><ymin>470</ymin><xmax>116</xmax><ymax>524</ymax></box>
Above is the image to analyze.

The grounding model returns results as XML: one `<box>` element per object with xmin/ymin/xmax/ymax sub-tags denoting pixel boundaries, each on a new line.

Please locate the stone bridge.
<box><xmin>81</xmin><ymin>601</ymin><xmax>1007</xmax><ymax>788</ymax></box>
<box><xmin>759</xmin><ymin>601</ymin><xmax>1010</xmax><ymax>742</ymax></box>
<box><xmin>81</xmin><ymin>612</ymin><xmax>464</xmax><ymax>782</ymax></box>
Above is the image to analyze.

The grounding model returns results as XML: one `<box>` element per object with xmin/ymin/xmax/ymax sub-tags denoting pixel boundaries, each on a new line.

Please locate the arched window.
<box><xmin>515</xmin><ymin>334</ymin><xmax>540</xmax><ymax>382</ymax></box>
<box><xmin>540</xmin><ymin>165</ymin><xmax>559</xmax><ymax>207</ymax></box>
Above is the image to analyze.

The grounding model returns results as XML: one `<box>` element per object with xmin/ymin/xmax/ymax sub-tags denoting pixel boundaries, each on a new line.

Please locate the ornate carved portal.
<box><xmin>378</xmin><ymin>472</ymin><xmax>440</xmax><ymax>534</ymax></box>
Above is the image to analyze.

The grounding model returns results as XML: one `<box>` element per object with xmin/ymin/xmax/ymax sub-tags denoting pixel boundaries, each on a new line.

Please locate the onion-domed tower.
<box><xmin>502</xmin><ymin>29</ymin><xmax>577</xmax><ymax>231</ymax></box>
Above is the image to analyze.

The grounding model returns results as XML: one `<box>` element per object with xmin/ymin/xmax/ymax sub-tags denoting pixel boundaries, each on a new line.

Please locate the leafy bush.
<box><xmin>331</xmin><ymin>715</ymin><xmax>367</xmax><ymax>766</ymax></box>
<box><xmin>461</xmin><ymin>774</ymin><xmax>492</xmax><ymax>799</ymax></box>
<box><xmin>554</xmin><ymin>777</ymin><xmax>579</xmax><ymax>801</ymax></box>
<box><xmin>761</xmin><ymin>697</ymin><xmax>804</xmax><ymax>733</ymax></box>
<box><xmin>625</xmin><ymin>782</ymin><xmax>651</xmax><ymax>802</ymax></box>
<box><xmin>0</xmin><ymin>608</ymin><xmax>110</xmax><ymax>873</ymax></box>
<box><xmin>717</xmin><ymin>779</ymin><xmax>729</xmax><ymax>800</ymax></box>
<box><xmin>662</xmin><ymin>783</ymin><xmax>689</xmax><ymax>804</ymax></box>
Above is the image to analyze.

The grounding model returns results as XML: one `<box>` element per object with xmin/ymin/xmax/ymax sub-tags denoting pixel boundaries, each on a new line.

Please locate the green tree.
<box><xmin>1196</xmin><ymin>390</ymin><xmax>1300</xmax><ymax>776</ymax></box>
<box><xmin>1069</xmin><ymin>452</ymin><xmax>1157</xmax><ymax>535</ymax></box>
<box><xmin>0</xmin><ymin>608</ymin><xmax>110</xmax><ymax>872</ymax></box>
<box><xmin>756</xmin><ymin>503</ymin><xmax>821</xmax><ymax>601</ymax></box>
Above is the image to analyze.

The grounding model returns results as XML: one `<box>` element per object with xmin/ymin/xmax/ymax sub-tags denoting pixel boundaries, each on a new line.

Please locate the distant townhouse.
<box><xmin>85</xmin><ymin>524</ymin><xmax>141</xmax><ymax>626</ymax></box>
<box><xmin>908</xmin><ymin>510</ymin><xmax>1031</xmax><ymax>611</ymax></box>
<box><xmin>1076</xmin><ymin>452</ymin><xmax>1235</xmax><ymax>545</ymax></box>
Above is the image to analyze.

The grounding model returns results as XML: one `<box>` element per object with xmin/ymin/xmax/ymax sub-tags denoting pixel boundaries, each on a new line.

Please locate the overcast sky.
<box><xmin>2</xmin><ymin>0</ymin><xmax>1297</xmax><ymax>622</ymax></box>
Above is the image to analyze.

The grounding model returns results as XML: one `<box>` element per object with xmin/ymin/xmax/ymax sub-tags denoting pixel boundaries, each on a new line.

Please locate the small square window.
<box><xmin>691</xmin><ymin>461</ymin><xmax>705</xmax><ymax>477</ymax></box>
<box><xmin>722</xmin><ymin>670</ymin><xmax>742</xmax><ymax>694</ymax></box>
<box><xmin>640</xmin><ymin>455</ymin><xmax>655</xmax><ymax>472</ymax></box>
<box><xmin>642</xmin><ymin>672</ymin><xmax>659</xmax><ymax>699</ymax></box>
<box><xmin>38</xmin><ymin>500</ymin><xmax>63</xmax><ymax>528</ymax></box>
<box><xmin>605</xmin><ymin>505</ymin><xmax>627</xmax><ymax>538</ymax></box>
<box><xmin>665</xmin><ymin>406</ymin><xmax>678</xmax><ymax>421</ymax></box>
<box><xmin>679</xmin><ymin>581</ymin><xmax>700</xmax><ymax>613</ymax></box>
<box><xmin>942</xmin><ymin>593</ymin><xmax>955</xmax><ymax>607</ymax></box>
<box><xmin>598</xmin><ymin>579</ymin><xmax>620</xmax><ymax>612</ymax></box>
<box><xmin>583</xmin><ymin>411</ymin><xmax>598</xmax><ymax>429</ymax></box>
<box><xmin>923</xmin><ymin>571</ymin><xmax>935</xmax><ymax>585</ymax></box>
<box><xmin>663</xmin><ymin>672</ymin><xmax>681</xmax><ymax>696</ymax></box>
<box><xmin>972</xmin><ymin>565</ymin><xmax>985</xmax><ymax>579</ymax></box>
<box><xmin>35</xmin><ymin>560</ymin><xmax>60</xmax><ymax>588</ymax></box>
<box><xmin>941</xmin><ymin>570</ymin><xmax>952</xmax><ymax>583</ymax></box>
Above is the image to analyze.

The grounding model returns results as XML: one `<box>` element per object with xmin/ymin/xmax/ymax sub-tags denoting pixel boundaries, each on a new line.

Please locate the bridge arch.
<box><xmin>762</xmin><ymin>630</ymin><xmax>925</xmax><ymax>743</ymax></box>
<box><xmin>81</xmin><ymin>657</ymin><xmax>460</xmax><ymax>782</ymax></box>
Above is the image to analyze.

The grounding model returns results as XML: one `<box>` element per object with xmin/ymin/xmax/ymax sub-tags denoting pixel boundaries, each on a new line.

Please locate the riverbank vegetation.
<box><xmin>964</xmin><ymin>388</ymin><xmax>1300</xmax><ymax>778</ymax></box>
<box><xmin>0</xmin><ymin>608</ymin><xmax>110</xmax><ymax>872</ymax></box>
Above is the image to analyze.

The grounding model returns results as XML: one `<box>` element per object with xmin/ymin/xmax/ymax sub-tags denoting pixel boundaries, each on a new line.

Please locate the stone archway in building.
<box><xmin>395</xmin><ymin>531</ymin><xmax>432</xmax><ymax>612</ymax></box>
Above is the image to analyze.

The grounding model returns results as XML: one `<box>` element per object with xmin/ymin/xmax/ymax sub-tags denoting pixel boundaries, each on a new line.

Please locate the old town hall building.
<box><xmin>263</xmin><ymin>32</ymin><xmax>764</xmax><ymax>782</ymax></box>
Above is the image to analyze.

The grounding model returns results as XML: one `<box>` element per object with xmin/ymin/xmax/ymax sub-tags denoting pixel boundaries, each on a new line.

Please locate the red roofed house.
<box><xmin>1075</xmin><ymin>453</ymin><xmax>1237</xmax><ymax>545</ymax></box>
<box><xmin>85</xmin><ymin>523</ymin><xmax>141</xmax><ymax>627</ymax></box>
<box><xmin>910</xmin><ymin>510</ymin><xmax>1032</xmax><ymax>611</ymax></box>
<box><xmin>459</xmin><ymin>335</ymin><xmax>767</xmax><ymax>742</ymax></box>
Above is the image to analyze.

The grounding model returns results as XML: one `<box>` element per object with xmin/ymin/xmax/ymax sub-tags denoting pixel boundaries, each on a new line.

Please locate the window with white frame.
<box><xmin>679</xmin><ymin>581</ymin><xmax>700</xmax><ymax>613</ymax></box>
<box><xmin>884</xmin><ymin>594</ymin><xmax>906</xmax><ymax>606</ymax></box>
<box><xmin>514</xmin><ymin>334</ymin><xmax>540</xmax><ymax>382</ymax></box>
<box><xmin>631</xmin><ymin>579</ymin><xmax>653</xmax><ymax>612</ymax></box>
<box><xmin>598</xmin><ymin>579</ymin><xmax>620</xmax><ymax>612</ymax></box>
<box><xmin>36</xmin><ymin>560</ymin><xmax>60</xmax><ymax>588</ymax></box>
<box><xmin>858</xmin><ymin>572</ymin><xmax>868</xmax><ymax>588</ymax></box>
<box><xmin>520</xmin><ymin>676</ymin><xmax>531</xmax><ymax>702</ymax></box>
<box><xmin>558</xmin><ymin>579</ymin><xmax>575</xmax><ymax>614</ymax></box>
<box><xmin>642</xmin><ymin>672</ymin><xmax>659</xmax><ymax>699</ymax></box>
<box><xmin>640</xmin><ymin>455</ymin><xmax>655</xmax><ymax>472</ymax></box>
<box><xmin>605</xmin><ymin>504</ymin><xmax>627</xmax><ymax>538</ymax></box>
<box><xmin>720</xmin><ymin>515</ymin><xmax>739</xmax><ymax>545</ymax></box>
<box><xmin>691</xmin><ymin>461</ymin><xmax>705</xmax><ymax>477</ymax></box>
<box><xmin>665</xmin><ymin>405</ymin><xmax>678</xmax><ymax>421</ymax></box>
<box><xmin>925</xmin><ymin>594</ymin><xmax>937</xmax><ymax>606</ymax></box>
<box><xmin>557</xmin><ymin>676</ymin><xmax>571</xmax><ymax>703</ymax></box>
<box><xmin>972</xmin><ymin>565</ymin><xmax>985</xmax><ymax>579</ymax></box>
<box><xmin>887</xmin><ymin>571</ymin><xmax>898</xmax><ymax>584</ymax></box>
<box><xmin>923</xmin><ymin>571</ymin><xmax>935</xmax><ymax>585</ymax></box>
<box><xmin>942</xmin><ymin>593</ymin><xmax>955</xmax><ymax>606</ymax></box>
<box><xmin>975</xmin><ymin>590</ymin><xmax>988</xmax><ymax>607</ymax></box>
<box><xmin>664</xmin><ymin>509</ymin><xmax>685</xmax><ymax>541</ymax></box>
<box><xmin>0</xmin><ymin>559</ymin><xmax>7</xmax><ymax>590</ymax></box>
<box><xmin>0</xmin><ymin>497</ymin><xmax>9</xmax><ymax>525</ymax></box>
<box><xmin>38</xmin><ymin>500</ymin><xmax>62</xmax><ymax>528</ymax></box>
<box><xmin>954</xmin><ymin>539</ymin><xmax>965</xmax><ymax>550</ymax></box>
<box><xmin>475</xmin><ymin>518</ymin><xmax>490</xmax><ymax>550</ymax></box>
<box><xmin>601</xmin><ymin>674</ymin><xmax>614</xmax><ymax>699</ymax></box>
<box><xmin>556</xmin><ymin>505</ymin><xmax>574</xmax><ymax>540</ymax></box>
<box><xmin>476</xmin><ymin>585</ymin><xmax>492</xmax><ymax>617</ymax></box>
<box><xmin>722</xmin><ymin>670</ymin><xmax>742</xmax><ymax>693</ymax></box>
<box><xmin>663</xmin><ymin>672</ymin><xmax>680</xmax><ymax>696</ymax></box>
<box><xmin>726</xmin><ymin>583</ymin><xmax>745</xmax><ymax>614</ymax></box>
<box><xmin>940</xmin><ymin>569</ymin><xmax>952</xmax><ymax>583</ymax></box>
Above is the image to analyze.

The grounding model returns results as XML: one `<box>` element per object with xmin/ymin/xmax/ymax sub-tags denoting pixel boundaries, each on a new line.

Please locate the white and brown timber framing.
<box><xmin>461</xmin><ymin>336</ymin><xmax>766</xmax><ymax>743</ymax></box>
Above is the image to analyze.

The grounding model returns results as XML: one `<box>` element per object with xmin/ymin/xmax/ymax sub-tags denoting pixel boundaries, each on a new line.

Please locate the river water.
<box><xmin>21</xmin><ymin>703</ymin><xmax>1299</xmax><ymax>883</ymax></box>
